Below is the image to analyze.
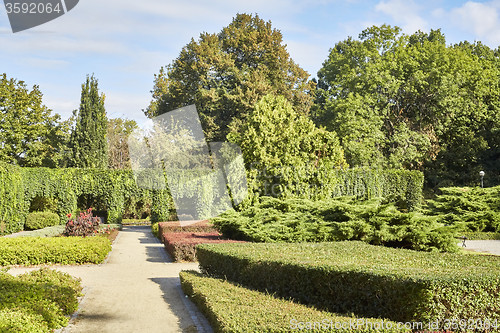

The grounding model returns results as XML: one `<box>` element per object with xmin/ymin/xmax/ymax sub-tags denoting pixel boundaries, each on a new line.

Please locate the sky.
<box><xmin>1</xmin><ymin>0</ymin><xmax>500</xmax><ymax>125</ymax></box>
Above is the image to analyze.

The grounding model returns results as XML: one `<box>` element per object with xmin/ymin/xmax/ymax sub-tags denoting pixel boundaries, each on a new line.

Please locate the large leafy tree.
<box><xmin>316</xmin><ymin>25</ymin><xmax>500</xmax><ymax>186</ymax></box>
<box><xmin>228</xmin><ymin>94</ymin><xmax>347</xmax><ymax>200</ymax></box>
<box><xmin>146</xmin><ymin>13</ymin><xmax>315</xmax><ymax>141</ymax></box>
<box><xmin>107</xmin><ymin>118</ymin><xmax>137</xmax><ymax>169</ymax></box>
<box><xmin>70</xmin><ymin>75</ymin><xmax>109</xmax><ymax>168</ymax></box>
<box><xmin>0</xmin><ymin>73</ymin><xmax>69</xmax><ymax>167</ymax></box>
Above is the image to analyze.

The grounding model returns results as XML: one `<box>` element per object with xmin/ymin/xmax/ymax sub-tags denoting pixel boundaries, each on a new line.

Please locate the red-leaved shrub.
<box><xmin>158</xmin><ymin>220</ymin><xmax>217</xmax><ymax>242</ymax></box>
<box><xmin>162</xmin><ymin>231</ymin><xmax>245</xmax><ymax>262</ymax></box>
<box><xmin>64</xmin><ymin>208</ymin><xmax>100</xmax><ymax>237</ymax></box>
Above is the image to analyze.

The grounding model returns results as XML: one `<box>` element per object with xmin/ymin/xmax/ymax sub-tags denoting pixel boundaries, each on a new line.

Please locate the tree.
<box><xmin>0</xmin><ymin>73</ymin><xmax>69</xmax><ymax>167</ymax></box>
<box><xmin>316</xmin><ymin>25</ymin><xmax>500</xmax><ymax>186</ymax></box>
<box><xmin>70</xmin><ymin>75</ymin><xmax>109</xmax><ymax>168</ymax></box>
<box><xmin>228</xmin><ymin>94</ymin><xmax>347</xmax><ymax>200</ymax></box>
<box><xmin>107</xmin><ymin>118</ymin><xmax>137</xmax><ymax>169</ymax></box>
<box><xmin>146</xmin><ymin>13</ymin><xmax>315</xmax><ymax>142</ymax></box>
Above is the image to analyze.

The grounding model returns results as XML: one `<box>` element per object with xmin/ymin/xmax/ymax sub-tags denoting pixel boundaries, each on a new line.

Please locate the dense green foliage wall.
<box><xmin>0</xmin><ymin>161</ymin><xmax>423</xmax><ymax>235</ymax></box>
<box><xmin>331</xmin><ymin>168</ymin><xmax>424</xmax><ymax>211</ymax></box>
<box><xmin>0</xmin><ymin>163</ymin><xmax>24</xmax><ymax>234</ymax></box>
<box><xmin>0</xmin><ymin>163</ymin><xmax>174</xmax><ymax>235</ymax></box>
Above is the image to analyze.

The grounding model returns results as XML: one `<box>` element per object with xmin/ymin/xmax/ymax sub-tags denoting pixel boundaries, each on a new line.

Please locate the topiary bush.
<box><xmin>180</xmin><ymin>270</ymin><xmax>407</xmax><ymax>332</ymax></box>
<box><xmin>163</xmin><ymin>231</ymin><xmax>245</xmax><ymax>262</ymax></box>
<box><xmin>25</xmin><ymin>212</ymin><xmax>60</xmax><ymax>230</ymax></box>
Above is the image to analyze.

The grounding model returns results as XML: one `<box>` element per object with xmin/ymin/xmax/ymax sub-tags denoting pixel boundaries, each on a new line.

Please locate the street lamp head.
<box><xmin>479</xmin><ymin>171</ymin><xmax>485</xmax><ymax>177</ymax></box>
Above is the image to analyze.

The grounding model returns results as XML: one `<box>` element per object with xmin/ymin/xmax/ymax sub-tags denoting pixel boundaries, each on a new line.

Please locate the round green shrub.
<box><xmin>25</xmin><ymin>212</ymin><xmax>60</xmax><ymax>231</ymax></box>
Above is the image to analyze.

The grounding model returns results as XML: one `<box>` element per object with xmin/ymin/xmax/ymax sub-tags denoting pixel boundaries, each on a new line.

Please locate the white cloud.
<box><xmin>375</xmin><ymin>0</ymin><xmax>428</xmax><ymax>33</ymax></box>
<box><xmin>450</xmin><ymin>1</ymin><xmax>500</xmax><ymax>45</ymax></box>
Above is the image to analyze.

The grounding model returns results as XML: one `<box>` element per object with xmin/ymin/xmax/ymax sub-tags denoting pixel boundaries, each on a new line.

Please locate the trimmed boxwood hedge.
<box><xmin>0</xmin><ymin>236</ymin><xmax>112</xmax><ymax>265</ymax></box>
<box><xmin>196</xmin><ymin>241</ymin><xmax>500</xmax><ymax>327</ymax></box>
<box><xmin>180</xmin><ymin>270</ymin><xmax>408</xmax><ymax>333</ymax></box>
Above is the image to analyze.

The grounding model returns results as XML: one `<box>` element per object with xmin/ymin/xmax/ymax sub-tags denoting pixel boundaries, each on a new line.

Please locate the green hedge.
<box><xmin>0</xmin><ymin>236</ymin><xmax>111</xmax><ymax>265</ymax></box>
<box><xmin>0</xmin><ymin>268</ymin><xmax>82</xmax><ymax>332</ymax></box>
<box><xmin>24</xmin><ymin>212</ymin><xmax>60</xmax><ymax>230</ymax></box>
<box><xmin>0</xmin><ymin>163</ymin><xmax>174</xmax><ymax>235</ymax></box>
<box><xmin>0</xmin><ymin>163</ymin><xmax>24</xmax><ymax>234</ymax></box>
<box><xmin>196</xmin><ymin>242</ymin><xmax>500</xmax><ymax>326</ymax></box>
<box><xmin>180</xmin><ymin>270</ymin><xmax>408</xmax><ymax>333</ymax></box>
<box><xmin>331</xmin><ymin>168</ymin><xmax>424</xmax><ymax>211</ymax></box>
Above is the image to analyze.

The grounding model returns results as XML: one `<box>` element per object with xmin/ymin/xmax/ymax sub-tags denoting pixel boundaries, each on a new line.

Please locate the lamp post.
<box><xmin>479</xmin><ymin>170</ymin><xmax>485</xmax><ymax>188</ymax></box>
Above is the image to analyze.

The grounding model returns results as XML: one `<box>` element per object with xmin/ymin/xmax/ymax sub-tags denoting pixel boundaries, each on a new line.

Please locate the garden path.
<box><xmin>7</xmin><ymin>226</ymin><xmax>213</xmax><ymax>333</ymax></box>
<box><xmin>461</xmin><ymin>240</ymin><xmax>500</xmax><ymax>256</ymax></box>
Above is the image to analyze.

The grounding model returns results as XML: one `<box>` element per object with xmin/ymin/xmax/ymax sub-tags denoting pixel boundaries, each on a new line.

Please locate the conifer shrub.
<box><xmin>212</xmin><ymin>196</ymin><xmax>457</xmax><ymax>252</ymax></box>
<box><xmin>426</xmin><ymin>185</ymin><xmax>500</xmax><ymax>232</ymax></box>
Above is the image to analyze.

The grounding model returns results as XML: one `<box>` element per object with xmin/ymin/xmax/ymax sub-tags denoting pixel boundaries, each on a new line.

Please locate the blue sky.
<box><xmin>1</xmin><ymin>0</ymin><xmax>499</xmax><ymax>125</ymax></box>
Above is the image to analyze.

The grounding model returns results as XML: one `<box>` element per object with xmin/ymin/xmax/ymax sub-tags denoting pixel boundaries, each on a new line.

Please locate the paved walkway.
<box><xmin>7</xmin><ymin>226</ymin><xmax>213</xmax><ymax>333</ymax></box>
<box><xmin>461</xmin><ymin>240</ymin><xmax>500</xmax><ymax>256</ymax></box>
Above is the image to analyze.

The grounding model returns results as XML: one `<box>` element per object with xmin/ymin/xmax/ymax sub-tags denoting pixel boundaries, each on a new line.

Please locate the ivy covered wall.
<box><xmin>0</xmin><ymin>162</ymin><xmax>424</xmax><ymax>235</ymax></box>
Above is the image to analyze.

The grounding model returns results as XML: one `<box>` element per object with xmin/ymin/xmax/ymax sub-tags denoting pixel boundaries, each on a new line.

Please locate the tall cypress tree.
<box><xmin>70</xmin><ymin>75</ymin><xmax>109</xmax><ymax>168</ymax></box>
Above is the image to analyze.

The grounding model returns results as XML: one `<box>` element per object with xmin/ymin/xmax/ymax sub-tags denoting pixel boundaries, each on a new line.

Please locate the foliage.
<box><xmin>107</xmin><ymin>118</ymin><xmax>137</xmax><ymax>169</ymax></box>
<box><xmin>24</xmin><ymin>212</ymin><xmax>60</xmax><ymax>231</ymax></box>
<box><xmin>462</xmin><ymin>231</ymin><xmax>500</xmax><ymax>240</ymax></box>
<box><xmin>331</xmin><ymin>168</ymin><xmax>424</xmax><ymax>211</ymax></box>
<box><xmin>0</xmin><ymin>268</ymin><xmax>82</xmax><ymax>332</ymax></box>
<box><xmin>228</xmin><ymin>94</ymin><xmax>347</xmax><ymax>202</ymax></box>
<box><xmin>146</xmin><ymin>13</ymin><xmax>315</xmax><ymax>141</ymax></box>
<box><xmin>64</xmin><ymin>208</ymin><xmax>100</xmax><ymax>237</ymax></box>
<box><xmin>70</xmin><ymin>74</ymin><xmax>109</xmax><ymax>168</ymax></box>
<box><xmin>425</xmin><ymin>185</ymin><xmax>500</xmax><ymax>232</ymax></box>
<box><xmin>179</xmin><ymin>270</ymin><xmax>407</xmax><ymax>333</ymax></box>
<box><xmin>315</xmin><ymin>25</ymin><xmax>500</xmax><ymax>187</ymax></box>
<box><xmin>212</xmin><ymin>196</ymin><xmax>456</xmax><ymax>252</ymax></box>
<box><xmin>0</xmin><ymin>74</ymin><xmax>70</xmax><ymax>168</ymax></box>
<box><xmin>196</xmin><ymin>241</ymin><xmax>500</xmax><ymax>326</ymax></box>
<box><xmin>0</xmin><ymin>165</ymin><xmax>170</xmax><ymax>234</ymax></box>
<box><xmin>0</xmin><ymin>236</ymin><xmax>111</xmax><ymax>265</ymax></box>
<box><xmin>163</xmin><ymin>231</ymin><xmax>243</xmax><ymax>262</ymax></box>
<box><xmin>151</xmin><ymin>222</ymin><xmax>159</xmax><ymax>238</ymax></box>
<box><xmin>158</xmin><ymin>220</ymin><xmax>216</xmax><ymax>242</ymax></box>
<box><xmin>0</xmin><ymin>162</ymin><xmax>24</xmax><ymax>234</ymax></box>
